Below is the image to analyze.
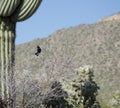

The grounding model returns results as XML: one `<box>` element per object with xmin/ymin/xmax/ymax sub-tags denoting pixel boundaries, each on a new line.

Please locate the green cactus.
<box><xmin>72</xmin><ymin>65</ymin><xmax>100</xmax><ymax>108</ymax></box>
<box><xmin>0</xmin><ymin>0</ymin><xmax>42</xmax><ymax>107</ymax></box>
<box><xmin>61</xmin><ymin>65</ymin><xmax>100</xmax><ymax>108</ymax></box>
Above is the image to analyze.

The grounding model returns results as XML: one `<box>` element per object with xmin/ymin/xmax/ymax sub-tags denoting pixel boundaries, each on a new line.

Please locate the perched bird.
<box><xmin>35</xmin><ymin>45</ymin><xmax>41</xmax><ymax>56</ymax></box>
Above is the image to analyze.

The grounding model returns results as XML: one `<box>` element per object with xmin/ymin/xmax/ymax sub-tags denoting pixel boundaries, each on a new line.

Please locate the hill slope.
<box><xmin>15</xmin><ymin>13</ymin><xmax>120</xmax><ymax>105</ymax></box>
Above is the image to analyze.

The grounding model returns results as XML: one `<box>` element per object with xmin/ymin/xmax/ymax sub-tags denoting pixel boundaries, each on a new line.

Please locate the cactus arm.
<box><xmin>0</xmin><ymin>0</ymin><xmax>20</xmax><ymax>17</ymax></box>
<box><xmin>4</xmin><ymin>0</ymin><xmax>11</xmax><ymax>16</ymax></box>
<box><xmin>17</xmin><ymin>0</ymin><xmax>35</xmax><ymax>18</ymax></box>
<box><xmin>11</xmin><ymin>0</ymin><xmax>42</xmax><ymax>22</ymax></box>
<box><xmin>26</xmin><ymin>0</ymin><xmax>41</xmax><ymax>20</ymax></box>
<box><xmin>0</xmin><ymin>0</ymin><xmax>7</xmax><ymax>16</ymax></box>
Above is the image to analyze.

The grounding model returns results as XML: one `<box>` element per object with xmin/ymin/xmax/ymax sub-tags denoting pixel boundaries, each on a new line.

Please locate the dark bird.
<box><xmin>35</xmin><ymin>45</ymin><xmax>41</xmax><ymax>56</ymax></box>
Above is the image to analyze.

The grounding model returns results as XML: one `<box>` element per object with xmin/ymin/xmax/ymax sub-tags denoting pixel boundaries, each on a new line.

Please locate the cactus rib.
<box><xmin>11</xmin><ymin>0</ymin><xmax>42</xmax><ymax>21</ymax></box>
<box><xmin>0</xmin><ymin>19</ymin><xmax>16</xmax><ymax>108</ymax></box>
<box><xmin>0</xmin><ymin>0</ymin><xmax>20</xmax><ymax>17</ymax></box>
<box><xmin>0</xmin><ymin>21</ymin><xmax>5</xmax><ymax>99</ymax></box>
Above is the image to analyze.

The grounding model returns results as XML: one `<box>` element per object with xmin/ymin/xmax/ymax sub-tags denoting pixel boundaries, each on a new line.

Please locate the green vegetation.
<box><xmin>61</xmin><ymin>65</ymin><xmax>100</xmax><ymax>108</ymax></box>
<box><xmin>72</xmin><ymin>66</ymin><xmax>100</xmax><ymax>108</ymax></box>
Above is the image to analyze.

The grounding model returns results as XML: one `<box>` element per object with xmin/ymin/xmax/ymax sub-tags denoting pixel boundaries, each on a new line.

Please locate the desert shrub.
<box><xmin>16</xmin><ymin>76</ymin><xmax>43</xmax><ymax>108</ymax></box>
<box><xmin>42</xmin><ymin>81</ymin><xmax>72</xmax><ymax>108</ymax></box>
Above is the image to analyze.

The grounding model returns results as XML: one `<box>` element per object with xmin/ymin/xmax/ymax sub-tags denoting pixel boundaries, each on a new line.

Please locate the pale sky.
<box><xmin>16</xmin><ymin>0</ymin><xmax>120</xmax><ymax>45</ymax></box>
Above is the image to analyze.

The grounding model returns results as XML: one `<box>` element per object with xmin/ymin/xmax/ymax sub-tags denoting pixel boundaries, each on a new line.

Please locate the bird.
<box><xmin>35</xmin><ymin>45</ymin><xmax>41</xmax><ymax>56</ymax></box>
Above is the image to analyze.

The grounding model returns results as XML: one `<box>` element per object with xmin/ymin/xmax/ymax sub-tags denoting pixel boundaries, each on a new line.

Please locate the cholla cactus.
<box><xmin>61</xmin><ymin>79</ymin><xmax>77</xmax><ymax>107</ymax></box>
<box><xmin>61</xmin><ymin>65</ymin><xmax>100</xmax><ymax>108</ymax></box>
<box><xmin>75</xmin><ymin>65</ymin><xmax>94</xmax><ymax>81</ymax></box>
<box><xmin>72</xmin><ymin>65</ymin><xmax>100</xmax><ymax>108</ymax></box>
<box><xmin>0</xmin><ymin>0</ymin><xmax>42</xmax><ymax>107</ymax></box>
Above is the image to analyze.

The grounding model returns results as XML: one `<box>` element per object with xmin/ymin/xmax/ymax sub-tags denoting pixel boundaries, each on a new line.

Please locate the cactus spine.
<box><xmin>0</xmin><ymin>0</ymin><xmax>42</xmax><ymax>108</ymax></box>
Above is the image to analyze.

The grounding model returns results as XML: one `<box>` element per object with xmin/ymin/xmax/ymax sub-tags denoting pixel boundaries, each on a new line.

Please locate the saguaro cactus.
<box><xmin>0</xmin><ymin>0</ymin><xmax>42</xmax><ymax>107</ymax></box>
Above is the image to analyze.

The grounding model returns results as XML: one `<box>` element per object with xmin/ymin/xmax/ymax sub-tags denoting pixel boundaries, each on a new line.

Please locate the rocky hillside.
<box><xmin>99</xmin><ymin>12</ymin><xmax>120</xmax><ymax>22</ymax></box>
<box><xmin>15</xmin><ymin>13</ymin><xmax>120</xmax><ymax>105</ymax></box>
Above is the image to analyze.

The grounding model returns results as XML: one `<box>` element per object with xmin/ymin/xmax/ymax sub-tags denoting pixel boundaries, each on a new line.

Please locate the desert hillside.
<box><xmin>99</xmin><ymin>12</ymin><xmax>120</xmax><ymax>22</ymax></box>
<box><xmin>15</xmin><ymin>13</ymin><xmax>120</xmax><ymax>105</ymax></box>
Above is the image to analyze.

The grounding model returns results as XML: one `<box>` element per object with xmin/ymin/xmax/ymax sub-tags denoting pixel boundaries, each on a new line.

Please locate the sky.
<box><xmin>16</xmin><ymin>0</ymin><xmax>120</xmax><ymax>45</ymax></box>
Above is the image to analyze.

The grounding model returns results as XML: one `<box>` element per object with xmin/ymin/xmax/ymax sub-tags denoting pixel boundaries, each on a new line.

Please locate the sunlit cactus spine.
<box><xmin>0</xmin><ymin>0</ymin><xmax>42</xmax><ymax>107</ymax></box>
